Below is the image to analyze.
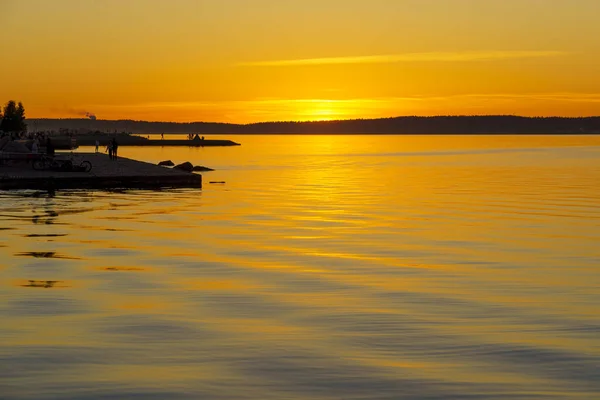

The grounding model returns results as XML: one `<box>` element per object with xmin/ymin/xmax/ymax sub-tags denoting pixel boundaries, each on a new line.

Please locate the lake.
<box><xmin>1</xmin><ymin>135</ymin><xmax>599</xmax><ymax>399</ymax></box>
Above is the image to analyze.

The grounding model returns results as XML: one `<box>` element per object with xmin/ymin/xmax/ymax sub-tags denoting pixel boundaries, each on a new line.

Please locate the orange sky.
<box><xmin>1</xmin><ymin>0</ymin><xmax>600</xmax><ymax>123</ymax></box>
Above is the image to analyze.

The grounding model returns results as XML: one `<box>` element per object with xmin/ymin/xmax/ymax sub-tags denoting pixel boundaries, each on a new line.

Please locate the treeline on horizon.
<box><xmin>28</xmin><ymin>116</ymin><xmax>600</xmax><ymax>134</ymax></box>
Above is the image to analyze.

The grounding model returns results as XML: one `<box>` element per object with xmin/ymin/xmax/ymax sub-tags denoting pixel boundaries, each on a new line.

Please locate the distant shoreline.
<box><xmin>28</xmin><ymin>115</ymin><xmax>600</xmax><ymax>135</ymax></box>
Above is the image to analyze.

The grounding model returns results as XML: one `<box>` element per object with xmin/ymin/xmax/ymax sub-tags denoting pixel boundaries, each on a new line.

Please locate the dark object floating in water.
<box><xmin>209</xmin><ymin>181</ymin><xmax>226</xmax><ymax>184</ymax></box>
<box><xmin>25</xmin><ymin>234</ymin><xmax>68</xmax><ymax>238</ymax></box>
<box><xmin>104</xmin><ymin>267</ymin><xmax>144</xmax><ymax>271</ymax></box>
<box><xmin>22</xmin><ymin>280</ymin><xmax>64</xmax><ymax>288</ymax></box>
<box><xmin>158</xmin><ymin>160</ymin><xmax>174</xmax><ymax>166</ymax></box>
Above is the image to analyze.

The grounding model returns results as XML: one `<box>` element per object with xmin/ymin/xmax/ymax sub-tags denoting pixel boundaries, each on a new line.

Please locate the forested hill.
<box><xmin>28</xmin><ymin>116</ymin><xmax>600</xmax><ymax>134</ymax></box>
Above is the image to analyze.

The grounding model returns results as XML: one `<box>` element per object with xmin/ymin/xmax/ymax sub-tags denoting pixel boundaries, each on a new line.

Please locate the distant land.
<box><xmin>28</xmin><ymin>116</ymin><xmax>600</xmax><ymax>135</ymax></box>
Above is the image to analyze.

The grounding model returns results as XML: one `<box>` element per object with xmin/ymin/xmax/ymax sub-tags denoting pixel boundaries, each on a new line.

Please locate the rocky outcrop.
<box><xmin>158</xmin><ymin>160</ymin><xmax>174</xmax><ymax>166</ymax></box>
<box><xmin>192</xmin><ymin>165</ymin><xmax>214</xmax><ymax>172</ymax></box>
<box><xmin>173</xmin><ymin>161</ymin><xmax>194</xmax><ymax>172</ymax></box>
<box><xmin>172</xmin><ymin>161</ymin><xmax>214</xmax><ymax>172</ymax></box>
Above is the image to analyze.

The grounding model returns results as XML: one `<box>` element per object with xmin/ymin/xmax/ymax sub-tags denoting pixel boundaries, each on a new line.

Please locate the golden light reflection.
<box><xmin>1</xmin><ymin>135</ymin><xmax>599</xmax><ymax>399</ymax></box>
<box><xmin>115</xmin><ymin>300</ymin><xmax>167</xmax><ymax>312</ymax></box>
<box><xmin>180</xmin><ymin>278</ymin><xmax>261</xmax><ymax>291</ymax></box>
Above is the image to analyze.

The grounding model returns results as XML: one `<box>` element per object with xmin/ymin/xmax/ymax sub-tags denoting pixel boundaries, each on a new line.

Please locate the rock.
<box><xmin>173</xmin><ymin>161</ymin><xmax>194</xmax><ymax>172</ymax></box>
<box><xmin>158</xmin><ymin>160</ymin><xmax>174</xmax><ymax>166</ymax></box>
<box><xmin>192</xmin><ymin>165</ymin><xmax>214</xmax><ymax>172</ymax></box>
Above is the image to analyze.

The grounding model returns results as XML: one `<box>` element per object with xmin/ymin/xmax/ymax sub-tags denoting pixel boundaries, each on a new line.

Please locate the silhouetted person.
<box><xmin>161</xmin><ymin>133</ymin><xmax>164</xmax><ymax>140</ymax></box>
<box><xmin>111</xmin><ymin>138</ymin><xmax>119</xmax><ymax>160</ymax></box>
<box><xmin>95</xmin><ymin>140</ymin><xmax>99</xmax><ymax>153</ymax></box>
<box><xmin>106</xmin><ymin>142</ymin><xmax>113</xmax><ymax>159</ymax></box>
<box><xmin>46</xmin><ymin>137</ymin><xmax>54</xmax><ymax>156</ymax></box>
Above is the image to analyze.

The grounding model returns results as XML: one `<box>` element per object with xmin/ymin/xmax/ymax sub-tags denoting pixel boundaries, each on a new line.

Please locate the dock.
<box><xmin>0</xmin><ymin>153</ymin><xmax>202</xmax><ymax>190</ymax></box>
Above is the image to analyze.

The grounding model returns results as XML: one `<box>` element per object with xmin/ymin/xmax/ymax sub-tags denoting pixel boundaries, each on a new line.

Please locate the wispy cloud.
<box><xmin>240</xmin><ymin>50</ymin><xmax>567</xmax><ymax>67</ymax></box>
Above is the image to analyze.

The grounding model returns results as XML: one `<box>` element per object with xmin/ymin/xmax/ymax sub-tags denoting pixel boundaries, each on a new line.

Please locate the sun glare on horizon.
<box><xmin>297</xmin><ymin>100</ymin><xmax>347</xmax><ymax>122</ymax></box>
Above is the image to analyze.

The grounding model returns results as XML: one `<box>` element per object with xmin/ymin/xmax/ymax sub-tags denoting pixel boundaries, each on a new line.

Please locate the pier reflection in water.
<box><xmin>1</xmin><ymin>135</ymin><xmax>599</xmax><ymax>399</ymax></box>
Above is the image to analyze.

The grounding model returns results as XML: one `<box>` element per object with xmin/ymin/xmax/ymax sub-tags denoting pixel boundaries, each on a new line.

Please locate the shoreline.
<box><xmin>28</xmin><ymin>115</ymin><xmax>600</xmax><ymax>135</ymax></box>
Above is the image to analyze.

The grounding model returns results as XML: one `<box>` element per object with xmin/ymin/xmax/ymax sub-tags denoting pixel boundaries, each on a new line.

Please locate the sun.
<box><xmin>310</xmin><ymin>107</ymin><xmax>336</xmax><ymax>121</ymax></box>
<box><xmin>298</xmin><ymin>100</ymin><xmax>346</xmax><ymax>121</ymax></box>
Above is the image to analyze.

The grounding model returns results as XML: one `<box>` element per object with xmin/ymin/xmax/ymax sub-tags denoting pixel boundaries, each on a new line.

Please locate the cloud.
<box><xmin>421</xmin><ymin>92</ymin><xmax>600</xmax><ymax>103</ymax></box>
<box><xmin>240</xmin><ymin>50</ymin><xmax>567</xmax><ymax>67</ymax></box>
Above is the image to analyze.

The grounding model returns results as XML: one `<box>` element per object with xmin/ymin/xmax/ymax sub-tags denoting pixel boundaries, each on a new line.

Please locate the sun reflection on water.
<box><xmin>0</xmin><ymin>135</ymin><xmax>599</xmax><ymax>399</ymax></box>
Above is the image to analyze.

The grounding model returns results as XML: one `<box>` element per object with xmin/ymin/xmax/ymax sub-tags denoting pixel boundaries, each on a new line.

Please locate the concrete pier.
<box><xmin>0</xmin><ymin>153</ymin><xmax>202</xmax><ymax>190</ymax></box>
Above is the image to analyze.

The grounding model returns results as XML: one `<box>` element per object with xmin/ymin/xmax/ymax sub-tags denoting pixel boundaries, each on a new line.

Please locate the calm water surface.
<box><xmin>1</xmin><ymin>135</ymin><xmax>599</xmax><ymax>399</ymax></box>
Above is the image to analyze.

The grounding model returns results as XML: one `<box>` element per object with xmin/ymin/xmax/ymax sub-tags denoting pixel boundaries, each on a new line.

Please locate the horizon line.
<box><xmin>27</xmin><ymin>114</ymin><xmax>600</xmax><ymax>125</ymax></box>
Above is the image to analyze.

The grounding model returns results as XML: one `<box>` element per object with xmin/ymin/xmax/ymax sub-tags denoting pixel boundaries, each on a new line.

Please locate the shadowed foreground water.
<box><xmin>1</xmin><ymin>135</ymin><xmax>599</xmax><ymax>399</ymax></box>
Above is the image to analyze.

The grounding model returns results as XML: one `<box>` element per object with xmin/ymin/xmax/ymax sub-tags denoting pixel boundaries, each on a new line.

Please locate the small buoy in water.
<box><xmin>209</xmin><ymin>181</ymin><xmax>225</xmax><ymax>184</ymax></box>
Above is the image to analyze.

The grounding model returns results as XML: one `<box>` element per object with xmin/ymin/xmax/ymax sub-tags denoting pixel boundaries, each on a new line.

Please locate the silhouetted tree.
<box><xmin>1</xmin><ymin>100</ymin><xmax>27</xmax><ymax>133</ymax></box>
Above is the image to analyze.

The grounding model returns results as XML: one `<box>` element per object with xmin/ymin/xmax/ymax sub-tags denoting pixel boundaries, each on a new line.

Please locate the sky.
<box><xmin>1</xmin><ymin>0</ymin><xmax>600</xmax><ymax>123</ymax></box>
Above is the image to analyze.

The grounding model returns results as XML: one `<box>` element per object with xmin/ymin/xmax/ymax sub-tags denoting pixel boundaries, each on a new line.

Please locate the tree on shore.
<box><xmin>0</xmin><ymin>100</ymin><xmax>27</xmax><ymax>133</ymax></box>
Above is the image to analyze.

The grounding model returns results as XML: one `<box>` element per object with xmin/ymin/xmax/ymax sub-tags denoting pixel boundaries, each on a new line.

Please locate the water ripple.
<box><xmin>1</xmin><ymin>135</ymin><xmax>599</xmax><ymax>399</ymax></box>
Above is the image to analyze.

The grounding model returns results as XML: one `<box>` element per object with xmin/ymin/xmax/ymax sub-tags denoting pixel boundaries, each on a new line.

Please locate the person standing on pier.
<box><xmin>46</xmin><ymin>137</ymin><xmax>55</xmax><ymax>156</ymax></box>
<box><xmin>106</xmin><ymin>141</ymin><xmax>113</xmax><ymax>160</ymax></box>
<box><xmin>111</xmin><ymin>137</ymin><xmax>119</xmax><ymax>160</ymax></box>
<box><xmin>95</xmin><ymin>140</ymin><xmax>99</xmax><ymax>153</ymax></box>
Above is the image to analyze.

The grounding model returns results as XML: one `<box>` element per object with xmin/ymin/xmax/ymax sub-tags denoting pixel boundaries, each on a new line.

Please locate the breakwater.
<box><xmin>70</xmin><ymin>135</ymin><xmax>240</xmax><ymax>147</ymax></box>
